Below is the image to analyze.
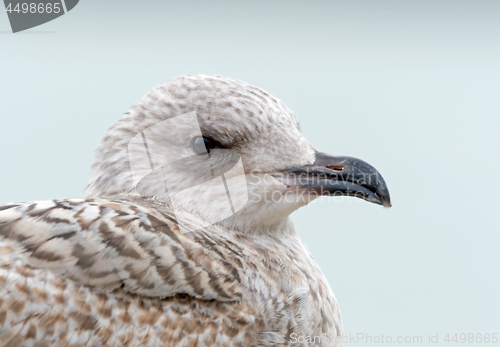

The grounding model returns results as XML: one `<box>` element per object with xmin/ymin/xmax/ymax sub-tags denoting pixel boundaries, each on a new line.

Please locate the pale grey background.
<box><xmin>1</xmin><ymin>1</ymin><xmax>499</xmax><ymax>345</ymax></box>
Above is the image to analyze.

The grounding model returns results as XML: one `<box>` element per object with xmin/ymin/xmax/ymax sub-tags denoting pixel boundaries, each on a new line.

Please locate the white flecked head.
<box><xmin>86</xmin><ymin>75</ymin><xmax>317</xmax><ymax>232</ymax></box>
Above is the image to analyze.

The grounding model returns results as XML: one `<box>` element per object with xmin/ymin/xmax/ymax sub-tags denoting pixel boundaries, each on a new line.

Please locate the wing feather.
<box><xmin>0</xmin><ymin>198</ymin><xmax>245</xmax><ymax>302</ymax></box>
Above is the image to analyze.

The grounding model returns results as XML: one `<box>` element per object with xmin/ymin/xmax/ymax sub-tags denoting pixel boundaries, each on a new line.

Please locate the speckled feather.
<box><xmin>0</xmin><ymin>75</ymin><xmax>343</xmax><ymax>346</ymax></box>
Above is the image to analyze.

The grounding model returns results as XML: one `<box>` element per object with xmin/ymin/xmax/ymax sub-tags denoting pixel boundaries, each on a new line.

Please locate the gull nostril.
<box><xmin>326</xmin><ymin>165</ymin><xmax>344</xmax><ymax>171</ymax></box>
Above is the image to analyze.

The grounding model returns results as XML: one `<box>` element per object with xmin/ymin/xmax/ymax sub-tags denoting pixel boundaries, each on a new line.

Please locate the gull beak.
<box><xmin>278</xmin><ymin>151</ymin><xmax>392</xmax><ymax>207</ymax></box>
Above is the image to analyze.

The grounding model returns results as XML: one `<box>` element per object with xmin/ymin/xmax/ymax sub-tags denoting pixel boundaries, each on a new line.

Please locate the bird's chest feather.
<box><xmin>235</xmin><ymin>233</ymin><xmax>343</xmax><ymax>346</ymax></box>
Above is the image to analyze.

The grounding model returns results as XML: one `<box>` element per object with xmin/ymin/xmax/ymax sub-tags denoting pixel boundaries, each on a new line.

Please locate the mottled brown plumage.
<box><xmin>0</xmin><ymin>197</ymin><xmax>341</xmax><ymax>346</ymax></box>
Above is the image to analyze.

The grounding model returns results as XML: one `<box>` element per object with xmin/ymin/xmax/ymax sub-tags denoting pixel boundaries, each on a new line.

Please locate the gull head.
<box><xmin>86</xmin><ymin>75</ymin><xmax>390</xmax><ymax>233</ymax></box>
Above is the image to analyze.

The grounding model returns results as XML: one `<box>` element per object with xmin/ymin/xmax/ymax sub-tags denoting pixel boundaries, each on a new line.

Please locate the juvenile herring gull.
<box><xmin>0</xmin><ymin>75</ymin><xmax>391</xmax><ymax>347</ymax></box>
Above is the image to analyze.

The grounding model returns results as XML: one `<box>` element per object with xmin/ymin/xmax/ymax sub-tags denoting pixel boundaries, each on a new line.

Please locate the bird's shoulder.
<box><xmin>0</xmin><ymin>197</ymin><xmax>248</xmax><ymax>301</ymax></box>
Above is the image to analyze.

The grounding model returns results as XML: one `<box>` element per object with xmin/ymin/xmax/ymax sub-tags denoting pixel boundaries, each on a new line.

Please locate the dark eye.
<box><xmin>191</xmin><ymin>136</ymin><xmax>217</xmax><ymax>155</ymax></box>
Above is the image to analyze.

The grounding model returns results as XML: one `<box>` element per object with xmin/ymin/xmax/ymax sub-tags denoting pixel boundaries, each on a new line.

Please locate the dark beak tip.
<box><xmin>375</xmin><ymin>180</ymin><xmax>391</xmax><ymax>208</ymax></box>
<box><xmin>377</xmin><ymin>191</ymin><xmax>392</xmax><ymax>208</ymax></box>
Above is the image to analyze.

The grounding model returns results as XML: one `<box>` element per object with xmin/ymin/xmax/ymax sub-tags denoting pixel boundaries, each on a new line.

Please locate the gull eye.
<box><xmin>191</xmin><ymin>136</ymin><xmax>217</xmax><ymax>155</ymax></box>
